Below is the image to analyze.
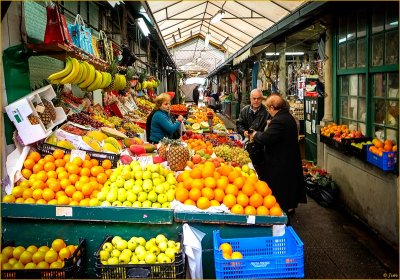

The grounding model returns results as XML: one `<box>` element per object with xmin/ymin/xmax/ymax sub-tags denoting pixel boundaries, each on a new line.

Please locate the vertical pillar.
<box><xmin>322</xmin><ymin>26</ymin><xmax>333</xmax><ymax>123</ymax></box>
<box><xmin>121</xmin><ymin>7</ymin><xmax>128</xmax><ymax>44</ymax></box>
<box><xmin>278</xmin><ymin>42</ymin><xmax>287</xmax><ymax>97</ymax></box>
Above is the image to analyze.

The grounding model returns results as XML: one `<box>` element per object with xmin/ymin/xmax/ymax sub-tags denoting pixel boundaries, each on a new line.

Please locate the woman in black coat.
<box><xmin>250</xmin><ymin>95</ymin><xmax>306</xmax><ymax>213</ymax></box>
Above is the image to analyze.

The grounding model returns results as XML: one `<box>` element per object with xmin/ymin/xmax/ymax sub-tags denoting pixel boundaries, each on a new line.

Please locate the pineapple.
<box><xmin>166</xmin><ymin>140</ymin><xmax>190</xmax><ymax>171</ymax></box>
<box><xmin>34</xmin><ymin>102</ymin><xmax>52</xmax><ymax>126</ymax></box>
<box><xmin>125</xmin><ymin>67</ymin><xmax>136</xmax><ymax>90</ymax></box>
<box><xmin>158</xmin><ymin>138</ymin><xmax>172</xmax><ymax>160</ymax></box>
<box><xmin>107</xmin><ymin>59</ymin><xmax>119</xmax><ymax>91</ymax></box>
<box><xmin>28</xmin><ymin>114</ymin><xmax>40</xmax><ymax>125</ymax></box>
<box><xmin>42</xmin><ymin>99</ymin><xmax>56</xmax><ymax>121</ymax></box>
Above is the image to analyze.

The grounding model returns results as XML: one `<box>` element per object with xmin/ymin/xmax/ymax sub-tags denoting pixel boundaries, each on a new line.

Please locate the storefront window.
<box><xmin>372</xmin><ymin>34</ymin><xmax>384</xmax><ymax>66</ymax></box>
<box><xmin>385</xmin><ymin>31</ymin><xmax>399</xmax><ymax>65</ymax></box>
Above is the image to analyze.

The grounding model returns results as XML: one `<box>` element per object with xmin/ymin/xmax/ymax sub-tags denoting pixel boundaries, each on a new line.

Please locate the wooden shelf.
<box><xmin>25</xmin><ymin>43</ymin><xmax>110</xmax><ymax>71</ymax></box>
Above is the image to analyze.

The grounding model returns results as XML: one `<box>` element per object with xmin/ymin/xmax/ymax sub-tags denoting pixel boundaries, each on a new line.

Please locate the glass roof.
<box><xmin>146</xmin><ymin>1</ymin><xmax>307</xmax><ymax>76</ymax></box>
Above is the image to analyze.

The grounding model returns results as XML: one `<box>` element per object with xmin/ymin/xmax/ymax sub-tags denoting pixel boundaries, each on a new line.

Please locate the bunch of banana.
<box><xmin>48</xmin><ymin>57</ymin><xmax>80</xmax><ymax>84</ymax></box>
<box><xmin>135</xmin><ymin>82</ymin><xmax>142</xmax><ymax>91</ymax></box>
<box><xmin>109</xmin><ymin>74</ymin><xmax>127</xmax><ymax>91</ymax></box>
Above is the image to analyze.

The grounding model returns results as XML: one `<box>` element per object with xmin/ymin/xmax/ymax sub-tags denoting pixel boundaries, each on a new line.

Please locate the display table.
<box><xmin>1</xmin><ymin>203</ymin><xmax>287</xmax><ymax>278</ymax></box>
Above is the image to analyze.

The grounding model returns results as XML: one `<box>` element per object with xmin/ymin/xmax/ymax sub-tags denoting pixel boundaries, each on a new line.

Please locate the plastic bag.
<box><xmin>305</xmin><ymin>176</ymin><xmax>338</xmax><ymax>207</ymax></box>
<box><xmin>44</xmin><ymin>2</ymin><xmax>72</xmax><ymax>44</ymax></box>
<box><xmin>68</xmin><ymin>14</ymin><xmax>93</xmax><ymax>54</ymax></box>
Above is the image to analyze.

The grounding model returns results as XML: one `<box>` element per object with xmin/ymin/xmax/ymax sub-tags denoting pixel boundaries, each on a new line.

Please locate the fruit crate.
<box><xmin>1</xmin><ymin>239</ymin><xmax>86</xmax><ymax>279</ymax></box>
<box><xmin>213</xmin><ymin>227</ymin><xmax>304</xmax><ymax>279</ymax></box>
<box><xmin>341</xmin><ymin>137</ymin><xmax>371</xmax><ymax>146</ymax></box>
<box><xmin>366</xmin><ymin>146</ymin><xmax>397</xmax><ymax>171</ymax></box>
<box><xmin>94</xmin><ymin>235</ymin><xmax>185</xmax><ymax>279</ymax></box>
<box><xmin>347</xmin><ymin>144</ymin><xmax>369</xmax><ymax>160</ymax></box>
<box><xmin>37</xmin><ymin>142</ymin><xmax>120</xmax><ymax>168</ymax></box>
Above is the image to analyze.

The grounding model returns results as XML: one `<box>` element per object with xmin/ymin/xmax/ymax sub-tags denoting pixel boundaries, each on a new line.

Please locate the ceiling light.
<box><xmin>210</xmin><ymin>10</ymin><xmax>225</xmax><ymax>24</ymax></box>
<box><xmin>205</xmin><ymin>33</ymin><xmax>211</xmax><ymax>47</ymax></box>
<box><xmin>138</xmin><ymin>18</ymin><xmax>150</xmax><ymax>37</ymax></box>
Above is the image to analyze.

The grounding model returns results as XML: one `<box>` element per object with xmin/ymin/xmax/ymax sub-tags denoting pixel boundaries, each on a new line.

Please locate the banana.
<box><xmin>86</xmin><ymin>70</ymin><xmax>103</xmax><ymax>92</ymax></box>
<box><xmin>48</xmin><ymin>58</ymin><xmax>72</xmax><ymax>81</ymax></box>
<box><xmin>79</xmin><ymin>63</ymin><xmax>96</xmax><ymax>89</ymax></box>
<box><xmin>75</xmin><ymin>62</ymin><xmax>88</xmax><ymax>84</ymax></box>
<box><xmin>70</xmin><ymin>61</ymin><xmax>84</xmax><ymax>85</ymax></box>
<box><xmin>112</xmin><ymin>74</ymin><xmax>120</xmax><ymax>90</ymax></box>
<box><xmin>60</xmin><ymin>58</ymin><xmax>80</xmax><ymax>84</ymax></box>
<box><xmin>98</xmin><ymin>72</ymin><xmax>109</xmax><ymax>89</ymax></box>
<box><xmin>119</xmin><ymin>75</ymin><xmax>127</xmax><ymax>90</ymax></box>
<box><xmin>104</xmin><ymin>73</ymin><xmax>112</xmax><ymax>88</ymax></box>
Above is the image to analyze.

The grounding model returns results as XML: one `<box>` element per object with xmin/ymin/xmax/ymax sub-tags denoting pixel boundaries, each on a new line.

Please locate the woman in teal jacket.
<box><xmin>149</xmin><ymin>93</ymin><xmax>184</xmax><ymax>144</ymax></box>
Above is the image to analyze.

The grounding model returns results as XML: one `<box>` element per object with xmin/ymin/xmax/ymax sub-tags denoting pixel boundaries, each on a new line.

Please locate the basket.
<box><xmin>38</xmin><ymin>142</ymin><xmax>120</xmax><ymax>168</ymax></box>
<box><xmin>213</xmin><ymin>227</ymin><xmax>304</xmax><ymax>279</ymax></box>
<box><xmin>94</xmin><ymin>235</ymin><xmax>185</xmax><ymax>279</ymax></box>
<box><xmin>1</xmin><ymin>239</ymin><xmax>86</xmax><ymax>279</ymax></box>
<box><xmin>366</xmin><ymin>146</ymin><xmax>397</xmax><ymax>171</ymax></box>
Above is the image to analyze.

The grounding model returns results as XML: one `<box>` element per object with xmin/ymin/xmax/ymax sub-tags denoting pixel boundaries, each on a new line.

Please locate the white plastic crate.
<box><xmin>5</xmin><ymin>85</ymin><xmax>67</xmax><ymax>145</ymax></box>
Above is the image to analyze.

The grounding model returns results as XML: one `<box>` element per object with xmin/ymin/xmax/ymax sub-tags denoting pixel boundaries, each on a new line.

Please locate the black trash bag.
<box><xmin>305</xmin><ymin>176</ymin><xmax>338</xmax><ymax>207</ymax></box>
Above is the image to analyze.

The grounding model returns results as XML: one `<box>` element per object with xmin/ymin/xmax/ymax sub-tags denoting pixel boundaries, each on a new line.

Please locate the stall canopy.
<box><xmin>145</xmin><ymin>1</ymin><xmax>307</xmax><ymax>76</ymax></box>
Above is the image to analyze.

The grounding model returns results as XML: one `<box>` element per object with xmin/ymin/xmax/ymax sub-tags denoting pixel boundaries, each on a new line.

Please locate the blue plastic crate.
<box><xmin>213</xmin><ymin>227</ymin><xmax>304</xmax><ymax>279</ymax></box>
<box><xmin>366</xmin><ymin>146</ymin><xmax>397</xmax><ymax>171</ymax></box>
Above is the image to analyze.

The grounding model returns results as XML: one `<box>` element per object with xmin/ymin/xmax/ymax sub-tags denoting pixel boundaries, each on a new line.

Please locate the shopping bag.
<box><xmin>97</xmin><ymin>30</ymin><xmax>113</xmax><ymax>62</ymax></box>
<box><xmin>68</xmin><ymin>14</ymin><xmax>94</xmax><ymax>55</ymax></box>
<box><xmin>44</xmin><ymin>2</ymin><xmax>72</xmax><ymax>44</ymax></box>
<box><xmin>91</xmin><ymin>36</ymin><xmax>100</xmax><ymax>58</ymax></box>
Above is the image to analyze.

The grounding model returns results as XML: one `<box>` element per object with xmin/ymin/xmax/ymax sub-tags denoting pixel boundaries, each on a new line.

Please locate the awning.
<box><xmin>233</xmin><ymin>43</ymin><xmax>271</xmax><ymax>65</ymax></box>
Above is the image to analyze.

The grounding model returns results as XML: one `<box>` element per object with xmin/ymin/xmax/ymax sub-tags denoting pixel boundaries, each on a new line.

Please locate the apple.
<box><xmin>132</xmin><ymin>201</ymin><xmax>142</xmax><ymax>208</ymax></box>
<box><xmin>175</xmin><ymin>242</ymin><xmax>181</xmax><ymax>251</ymax></box>
<box><xmin>102</xmin><ymin>242</ymin><xmax>113</xmax><ymax>252</ymax></box>
<box><xmin>136</xmin><ymin>238</ymin><xmax>146</xmax><ymax>247</ymax></box>
<box><xmin>157</xmin><ymin>241</ymin><xmax>168</xmax><ymax>252</ymax></box>
<box><xmin>127</xmin><ymin>239</ymin><xmax>138</xmax><ymax>251</ymax></box>
<box><xmin>149</xmin><ymin>245</ymin><xmax>161</xmax><ymax>255</ymax></box>
<box><xmin>107</xmin><ymin>190</ymin><xmax>118</xmax><ymax>203</ymax></box>
<box><xmin>142</xmin><ymin>200</ymin><xmax>152</xmax><ymax>208</ymax></box>
<box><xmin>145</xmin><ymin>240</ymin><xmax>156</xmax><ymax>251</ymax></box>
<box><xmin>152</xmin><ymin>202</ymin><xmax>161</xmax><ymax>208</ymax></box>
<box><xmin>134</xmin><ymin>171</ymin><xmax>143</xmax><ymax>180</ymax></box>
<box><xmin>143</xmin><ymin>171</ymin><xmax>152</xmax><ymax>180</ymax></box>
<box><xmin>118</xmin><ymin>189</ymin><xmax>127</xmax><ymax>202</ymax></box>
<box><xmin>109</xmin><ymin>182</ymin><xmax>118</xmax><ymax>190</ymax></box>
<box><xmin>157</xmin><ymin>252</ymin><xmax>167</xmax><ymax>262</ymax></box>
<box><xmin>101</xmin><ymin>201</ymin><xmax>111</xmax><ymax>207</ymax></box>
<box><xmin>129</xmin><ymin>254</ymin><xmax>139</xmax><ymax>264</ymax></box>
<box><xmin>109</xmin><ymin>173</ymin><xmax>118</xmax><ymax>183</ymax></box>
<box><xmin>154</xmin><ymin>185</ymin><xmax>165</xmax><ymax>194</ymax></box>
<box><xmin>115</xmin><ymin>239</ymin><xmax>128</xmax><ymax>251</ymax></box>
<box><xmin>138</xmin><ymin>260</ymin><xmax>146</xmax><ymax>264</ymax></box>
<box><xmin>166</xmin><ymin>190</ymin><xmax>175</xmax><ymax>202</ymax></box>
<box><xmin>135</xmin><ymin>246</ymin><xmax>147</xmax><ymax>261</ymax></box>
<box><xmin>159</xmin><ymin>175</ymin><xmax>166</xmax><ymax>183</ymax></box>
<box><xmin>122</xmin><ymin>201</ymin><xmax>132</xmax><ymax>207</ymax></box>
<box><xmin>157</xmin><ymin>193</ymin><xmax>168</xmax><ymax>204</ymax></box>
<box><xmin>134</xmin><ymin>179</ymin><xmax>143</xmax><ymax>186</ymax></box>
<box><xmin>137</xmin><ymin>192</ymin><xmax>147</xmax><ymax>203</ymax></box>
<box><xmin>165</xmin><ymin>248</ymin><xmax>176</xmax><ymax>261</ymax></box>
<box><xmin>97</xmin><ymin>191</ymin><xmax>107</xmax><ymax>202</ymax></box>
<box><xmin>107</xmin><ymin>256</ymin><xmax>119</xmax><ymax>265</ymax></box>
<box><xmin>143</xmin><ymin>179</ymin><xmax>153</xmax><ymax>192</ymax></box>
<box><xmin>147</xmin><ymin>191</ymin><xmax>158</xmax><ymax>203</ymax></box>
<box><xmin>167</xmin><ymin>176</ymin><xmax>177</xmax><ymax>186</ymax></box>
<box><xmin>121</xmin><ymin>249</ymin><xmax>132</xmax><ymax>258</ymax></box>
<box><xmin>115</xmin><ymin>178</ymin><xmax>125</xmax><ymax>188</ymax></box>
<box><xmin>144</xmin><ymin>252</ymin><xmax>157</xmax><ymax>264</ymax></box>
<box><xmin>150</xmin><ymin>164</ymin><xmax>160</xmax><ymax>173</ymax></box>
<box><xmin>111</xmin><ymin>249</ymin><xmax>121</xmax><ymax>258</ymax></box>
<box><xmin>126</xmin><ymin>191</ymin><xmax>137</xmax><ymax>203</ymax></box>
<box><xmin>167</xmin><ymin>240</ymin><xmax>176</xmax><ymax>249</ymax></box>
<box><xmin>112</xmin><ymin>200</ymin><xmax>122</xmax><ymax>207</ymax></box>
<box><xmin>162</xmin><ymin>202</ymin><xmax>171</xmax><ymax>208</ymax></box>
<box><xmin>121</xmin><ymin>171</ymin><xmax>132</xmax><ymax>180</ymax></box>
<box><xmin>112</xmin><ymin>236</ymin><xmax>122</xmax><ymax>245</ymax></box>
<box><xmin>99</xmin><ymin>250</ymin><xmax>110</xmax><ymax>261</ymax></box>
<box><xmin>130</xmin><ymin>160</ymin><xmax>140</xmax><ymax>169</ymax></box>
<box><xmin>152</xmin><ymin>178</ymin><xmax>162</xmax><ymax>187</ymax></box>
<box><xmin>124</xmin><ymin>179</ymin><xmax>135</xmax><ymax>190</ymax></box>
<box><xmin>132</xmin><ymin>185</ymin><xmax>143</xmax><ymax>195</ymax></box>
<box><xmin>119</xmin><ymin>251</ymin><xmax>131</xmax><ymax>264</ymax></box>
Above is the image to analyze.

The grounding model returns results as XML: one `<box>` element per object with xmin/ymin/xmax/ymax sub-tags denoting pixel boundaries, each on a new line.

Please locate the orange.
<box><xmin>64</xmin><ymin>185</ymin><xmax>76</xmax><ymax>197</ymax></box>
<box><xmin>101</xmin><ymin>159</ymin><xmax>112</xmax><ymax>170</ymax></box>
<box><xmin>246</xmin><ymin>175</ymin><xmax>258</xmax><ymax>185</ymax></box>
<box><xmin>67</xmin><ymin>164</ymin><xmax>80</xmax><ymax>175</ymax></box>
<box><xmin>219</xmin><ymin>165</ymin><xmax>233</xmax><ymax>177</ymax></box>
<box><xmin>183</xmin><ymin>199</ymin><xmax>196</xmax><ymax>206</ymax></box>
<box><xmin>24</xmin><ymin>158</ymin><xmax>36</xmax><ymax>170</ymax></box>
<box><xmin>42</xmin><ymin>188</ymin><xmax>55</xmax><ymax>201</ymax></box>
<box><xmin>269</xmin><ymin>206</ymin><xmax>282</xmax><ymax>216</ymax></box>
<box><xmin>43</xmin><ymin>162</ymin><xmax>56</xmax><ymax>172</ymax></box>
<box><xmin>242</xmin><ymin>183</ymin><xmax>255</xmax><ymax>197</ymax></box>
<box><xmin>54</xmin><ymin>159</ymin><xmax>66</xmax><ymax>168</ymax></box>
<box><xmin>38</xmin><ymin>159</ymin><xmax>46</xmax><ymax>165</ymax></box>
<box><xmin>66</xmin><ymin>245</ymin><xmax>76</xmax><ymax>255</ymax></box>
<box><xmin>233</xmin><ymin>177</ymin><xmax>245</xmax><ymax>190</ymax></box>
<box><xmin>210</xmin><ymin>200</ymin><xmax>220</xmax><ymax>206</ymax></box>
<box><xmin>71</xmin><ymin>157</ymin><xmax>83</xmax><ymax>167</ymax></box>
<box><xmin>21</xmin><ymin>169</ymin><xmax>32</xmax><ymax>179</ymax></box>
<box><xmin>216</xmin><ymin>177</ymin><xmax>229</xmax><ymax>190</ymax></box>
<box><xmin>53</xmin><ymin>149</ymin><xmax>65</xmax><ymax>160</ymax></box>
<box><xmin>56</xmin><ymin>167</ymin><xmax>66</xmax><ymax>174</ymax></box>
<box><xmin>190</xmin><ymin>168</ymin><xmax>202</xmax><ymax>179</ymax></box>
<box><xmin>236</xmin><ymin>193</ymin><xmax>249</xmax><ymax>207</ymax></box>
<box><xmin>82</xmin><ymin>160</ymin><xmax>93</xmax><ymax>169</ymax></box>
<box><xmin>201</xmin><ymin>166</ymin><xmax>214</xmax><ymax>178</ymax></box>
<box><xmin>24</xmin><ymin>197</ymin><xmax>36</xmax><ymax>204</ymax></box>
<box><xmin>69</xmin><ymin>200</ymin><xmax>79</xmax><ymax>206</ymax></box>
<box><xmin>257</xmin><ymin>206</ymin><xmax>269</xmax><ymax>216</ymax></box>
<box><xmin>223</xmin><ymin>194</ymin><xmax>237</xmax><ymax>208</ymax></box>
<box><xmin>22</xmin><ymin>188</ymin><xmax>33</xmax><ymax>199</ymax></box>
<box><xmin>12</xmin><ymin>186</ymin><xmax>25</xmax><ymax>198</ymax></box>
<box><xmin>68</xmin><ymin>174</ymin><xmax>79</xmax><ymax>185</ymax></box>
<box><xmin>90</xmin><ymin>158</ymin><xmax>99</xmax><ymax>167</ymax></box>
<box><xmin>186</xmin><ymin>161</ymin><xmax>194</xmax><ymax>169</ymax></box>
<box><xmin>19</xmin><ymin>180</ymin><xmax>30</xmax><ymax>188</ymax></box>
<box><xmin>57</xmin><ymin>171</ymin><xmax>69</xmax><ymax>180</ymax></box>
<box><xmin>28</xmin><ymin>151</ymin><xmax>41</xmax><ymax>163</ymax></box>
<box><xmin>59</xmin><ymin>179</ymin><xmax>71</xmax><ymax>191</ymax></box>
<box><xmin>63</xmin><ymin>154</ymin><xmax>71</xmax><ymax>162</ymax></box>
<box><xmin>52</xmin><ymin>239</ymin><xmax>66</xmax><ymax>252</ymax></box>
<box><xmin>263</xmin><ymin>195</ymin><xmax>277</xmax><ymax>209</ymax></box>
<box><xmin>90</xmin><ymin>190</ymin><xmax>99</xmax><ymax>199</ymax></box>
<box><xmin>96</xmin><ymin>173</ymin><xmax>108</xmax><ymax>184</ymax></box>
<box><xmin>213</xmin><ymin>171</ymin><xmax>221</xmax><ymax>180</ymax></box>
<box><xmin>32</xmin><ymin>189</ymin><xmax>43</xmax><ymax>200</ymax></box>
<box><xmin>72</xmin><ymin>191</ymin><xmax>84</xmax><ymax>202</ymax></box>
<box><xmin>16</xmin><ymin>197</ymin><xmax>25</xmax><ymax>203</ymax></box>
<box><xmin>176</xmin><ymin>173</ymin><xmax>184</xmax><ymax>183</ymax></box>
<box><xmin>47</xmin><ymin>199</ymin><xmax>58</xmax><ymax>205</ymax></box>
<box><xmin>57</xmin><ymin>195</ymin><xmax>70</xmax><ymax>205</ymax></box>
<box><xmin>255</xmin><ymin>180</ymin><xmax>271</xmax><ymax>197</ymax></box>
<box><xmin>244</xmin><ymin>205</ymin><xmax>257</xmax><ymax>215</ymax></box>
<box><xmin>32</xmin><ymin>251</ymin><xmax>45</xmax><ymax>264</ymax></box>
<box><xmin>191</xmin><ymin>179</ymin><xmax>204</xmax><ymax>190</ymax></box>
<box><xmin>43</xmin><ymin>154</ymin><xmax>55</xmax><ymax>163</ymax></box>
<box><xmin>196</xmin><ymin>197</ymin><xmax>210</xmax><ymax>209</ymax></box>
<box><xmin>91</xmin><ymin>166</ymin><xmax>104</xmax><ymax>177</ymax></box>
<box><xmin>80</xmin><ymin>168</ymin><xmax>91</xmax><ymax>177</ymax></box>
<box><xmin>189</xmin><ymin>188</ymin><xmax>202</xmax><ymax>202</ymax></box>
<box><xmin>183</xmin><ymin>177</ymin><xmax>194</xmax><ymax>190</ymax></box>
<box><xmin>36</xmin><ymin>199</ymin><xmax>47</xmax><ymax>204</ymax></box>
<box><xmin>47</xmin><ymin>180</ymin><xmax>61</xmax><ymax>192</ymax></box>
<box><xmin>249</xmin><ymin>193</ymin><xmax>263</xmax><ymax>208</ymax></box>
<box><xmin>175</xmin><ymin>188</ymin><xmax>189</xmax><ymax>202</ymax></box>
<box><xmin>201</xmin><ymin>187</ymin><xmax>215</xmax><ymax>200</ymax></box>
<box><xmin>81</xmin><ymin>183</ymin><xmax>94</xmax><ymax>197</ymax></box>
<box><xmin>204</xmin><ymin>177</ymin><xmax>217</xmax><ymax>189</ymax></box>
<box><xmin>105</xmin><ymin>169</ymin><xmax>113</xmax><ymax>178</ymax></box>
<box><xmin>56</xmin><ymin>190</ymin><xmax>67</xmax><ymax>199</ymax></box>
<box><xmin>36</xmin><ymin>261</ymin><xmax>50</xmax><ymax>269</ymax></box>
<box><xmin>58</xmin><ymin>247</ymin><xmax>71</xmax><ymax>261</ymax></box>
<box><xmin>231</xmin><ymin>204</ymin><xmax>244</xmax><ymax>214</ymax></box>
<box><xmin>219</xmin><ymin>243</ymin><xmax>232</xmax><ymax>255</ymax></box>
<box><xmin>46</xmin><ymin>170</ymin><xmax>58</xmax><ymax>179</ymax></box>
<box><xmin>225</xmin><ymin>184</ymin><xmax>239</xmax><ymax>196</ymax></box>
<box><xmin>2</xmin><ymin>194</ymin><xmax>16</xmax><ymax>203</ymax></box>
<box><xmin>214</xmin><ymin>188</ymin><xmax>225</xmax><ymax>203</ymax></box>
<box><xmin>31</xmin><ymin>180</ymin><xmax>45</xmax><ymax>190</ymax></box>
<box><xmin>36</xmin><ymin>171</ymin><xmax>48</xmax><ymax>182</ymax></box>
<box><xmin>228</xmin><ymin>171</ymin><xmax>241</xmax><ymax>183</ymax></box>
<box><xmin>32</xmin><ymin>164</ymin><xmax>44</xmax><ymax>174</ymax></box>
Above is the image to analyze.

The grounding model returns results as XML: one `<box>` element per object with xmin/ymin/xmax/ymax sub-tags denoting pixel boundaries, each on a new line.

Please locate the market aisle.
<box><xmin>291</xmin><ymin>198</ymin><xmax>398</xmax><ymax>279</ymax></box>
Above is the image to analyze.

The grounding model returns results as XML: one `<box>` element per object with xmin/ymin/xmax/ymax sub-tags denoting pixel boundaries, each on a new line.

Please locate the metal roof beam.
<box><xmin>271</xmin><ymin>1</ymin><xmax>291</xmax><ymax>13</ymax></box>
<box><xmin>232</xmin><ymin>0</ymin><xmax>276</xmax><ymax>24</ymax></box>
<box><xmin>151</xmin><ymin>1</ymin><xmax>184</xmax><ymax>14</ymax></box>
<box><xmin>159</xmin><ymin>11</ymin><xmax>204</xmax><ymax>31</ymax></box>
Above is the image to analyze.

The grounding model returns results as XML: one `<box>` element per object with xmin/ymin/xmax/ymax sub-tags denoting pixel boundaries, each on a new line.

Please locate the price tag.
<box><xmin>246</xmin><ymin>215</ymin><xmax>256</xmax><ymax>224</ymax></box>
<box><xmin>137</xmin><ymin>155</ymin><xmax>153</xmax><ymax>168</ymax></box>
<box><xmin>35</xmin><ymin>105</ymin><xmax>45</xmax><ymax>113</ymax></box>
<box><xmin>70</xmin><ymin>149</ymin><xmax>86</xmax><ymax>162</ymax></box>
<box><xmin>56</xmin><ymin>207</ymin><xmax>73</xmax><ymax>217</ymax></box>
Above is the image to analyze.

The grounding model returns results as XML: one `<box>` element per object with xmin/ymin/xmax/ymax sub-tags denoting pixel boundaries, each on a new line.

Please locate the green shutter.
<box><xmin>28</xmin><ymin>56</ymin><xmax>64</xmax><ymax>88</ymax></box>
<box><xmin>23</xmin><ymin>1</ymin><xmax>46</xmax><ymax>44</ymax></box>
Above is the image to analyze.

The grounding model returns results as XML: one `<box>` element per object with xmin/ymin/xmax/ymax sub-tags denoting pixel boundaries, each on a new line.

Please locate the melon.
<box><xmin>101</xmin><ymin>127</ymin><xmax>127</xmax><ymax>139</ymax></box>
<box><xmin>200</xmin><ymin>121</ymin><xmax>209</xmax><ymax>129</ymax></box>
<box><xmin>192</xmin><ymin>123</ymin><xmax>201</xmax><ymax>130</ymax></box>
<box><xmin>130</xmin><ymin>144</ymin><xmax>146</xmax><ymax>155</ymax></box>
<box><xmin>143</xmin><ymin>144</ymin><xmax>156</xmax><ymax>153</ymax></box>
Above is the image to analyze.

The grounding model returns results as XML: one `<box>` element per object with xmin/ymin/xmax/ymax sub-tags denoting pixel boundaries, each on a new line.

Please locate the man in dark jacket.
<box><xmin>236</xmin><ymin>89</ymin><xmax>269</xmax><ymax>176</ymax></box>
<box><xmin>249</xmin><ymin>94</ymin><xmax>306</xmax><ymax>214</ymax></box>
<box><xmin>192</xmin><ymin>85</ymin><xmax>200</xmax><ymax>105</ymax></box>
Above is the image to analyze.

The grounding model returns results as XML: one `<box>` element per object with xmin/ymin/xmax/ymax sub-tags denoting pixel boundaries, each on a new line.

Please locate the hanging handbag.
<box><xmin>44</xmin><ymin>1</ymin><xmax>72</xmax><ymax>44</ymax></box>
<box><xmin>97</xmin><ymin>30</ymin><xmax>113</xmax><ymax>62</ymax></box>
<box><xmin>68</xmin><ymin>14</ymin><xmax>94</xmax><ymax>55</ymax></box>
<box><xmin>91</xmin><ymin>35</ymin><xmax>100</xmax><ymax>58</ymax></box>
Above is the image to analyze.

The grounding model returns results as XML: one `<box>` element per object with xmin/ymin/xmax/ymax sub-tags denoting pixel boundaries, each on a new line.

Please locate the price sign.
<box><xmin>70</xmin><ymin>149</ymin><xmax>86</xmax><ymax>162</ymax></box>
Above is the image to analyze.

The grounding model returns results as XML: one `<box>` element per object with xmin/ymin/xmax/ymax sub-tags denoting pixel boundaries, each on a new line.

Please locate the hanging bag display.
<box><xmin>68</xmin><ymin>14</ymin><xmax>94</xmax><ymax>55</ymax></box>
<box><xmin>44</xmin><ymin>1</ymin><xmax>72</xmax><ymax>44</ymax></box>
<box><xmin>97</xmin><ymin>30</ymin><xmax>113</xmax><ymax>63</ymax></box>
<box><xmin>91</xmin><ymin>35</ymin><xmax>100</xmax><ymax>58</ymax></box>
